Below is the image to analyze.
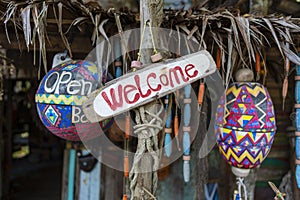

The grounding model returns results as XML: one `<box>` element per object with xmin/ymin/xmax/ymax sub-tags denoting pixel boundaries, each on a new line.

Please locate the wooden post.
<box><xmin>195</xmin><ymin>93</ymin><xmax>208</xmax><ymax>200</ymax></box>
<box><xmin>139</xmin><ymin>0</ymin><xmax>163</xmax><ymax>64</ymax></box>
<box><xmin>130</xmin><ymin>1</ymin><xmax>164</xmax><ymax>199</ymax></box>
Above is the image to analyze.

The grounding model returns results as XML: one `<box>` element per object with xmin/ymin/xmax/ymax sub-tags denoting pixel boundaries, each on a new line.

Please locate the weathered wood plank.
<box><xmin>103</xmin><ymin>165</ymin><xmax>123</xmax><ymax>200</ymax></box>
<box><xmin>83</xmin><ymin>50</ymin><xmax>216</xmax><ymax>122</ymax></box>
<box><xmin>79</xmin><ymin>161</ymin><xmax>101</xmax><ymax>200</ymax></box>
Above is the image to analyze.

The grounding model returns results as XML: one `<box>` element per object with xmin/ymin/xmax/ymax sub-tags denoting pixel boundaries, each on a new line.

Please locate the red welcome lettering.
<box><xmin>185</xmin><ymin>64</ymin><xmax>198</xmax><ymax>78</ymax></box>
<box><xmin>134</xmin><ymin>75</ymin><xmax>151</xmax><ymax>98</ymax></box>
<box><xmin>101</xmin><ymin>85</ymin><xmax>123</xmax><ymax>111</ymax></box>
<box><xmin>124</xmin><ymin>84</ymin><xmax>140</xmax><ymax>104</ymax></box>
<box><xmin>147</xmin><ymin>73</ymin><xmax>161</xmax><ymax>92</ymax></box>
<box><xmin>168</xmin><ymin>66</ymin><xmax>189</xmax><ymax>87</ymax></box>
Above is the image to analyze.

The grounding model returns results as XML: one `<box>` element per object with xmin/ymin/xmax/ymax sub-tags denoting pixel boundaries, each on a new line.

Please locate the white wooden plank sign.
<box><xmin>83</xmin><ymin>50</ymin><xmax>216</xmax><ymax>123</ymax></box>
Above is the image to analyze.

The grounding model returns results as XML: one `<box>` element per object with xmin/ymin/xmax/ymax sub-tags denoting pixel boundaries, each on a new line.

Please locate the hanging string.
<box><xmin>147</xmin><ymin>20</ymin><xmax>158</xmax><ymax>55</ymax></box>
<box><xmin>137</xmin><ymin>20</ymin><xmax>149</xmax><ymax>62</ymax></box>
<box><xmin>176</xmin><ymin>25</ymin><xmax>181</xmax><ymax>57</ymax></box>
<box><xmin>114</xmin><ymin>13</ymin><xmax>131</xmax><ymax>74</ymax></box>
<box><xmin>235</xmin><ymin>177</ymin><xmax>247</xmax><ymax>200</ymax></box>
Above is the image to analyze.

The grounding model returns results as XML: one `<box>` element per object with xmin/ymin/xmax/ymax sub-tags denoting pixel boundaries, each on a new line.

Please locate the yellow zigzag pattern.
<box><xmin>219</xmin><ymin>145</ymin><xmax>270</xmax><ymax>166</ymax></box>
<box><xmin>221</xmin><ymin>127</ymin><xmax>273</xmax><ymax>143</ymax></box>
<box><xmin>222</xmin><ymin>83</ymin><xmax>269</xmax><ymax>126</ymax></box>
<box><xmin>226</xmin><ymin>83</ymin><xmax>267</xmax><ymax>98</ymax></box>
<box><xmin>35</xmin><ymin>94</ymin><xmax>86</xmax><ymax>106</ymax></box>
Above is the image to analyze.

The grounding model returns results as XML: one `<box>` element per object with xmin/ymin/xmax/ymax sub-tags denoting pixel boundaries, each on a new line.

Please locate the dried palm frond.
<box><xmin>31</xmin><ymin>2</ymin><xmax>48</xmax><ymax>79</ymax></box>
<box><xmin>0</xmin><ymin>1</ymin><xmax>300</xmax><ymax>89</ymax></box>
<box><xmin>21</xmin><ymin>5</ymin><xmax>31</xmax><ymax>51</ymax></box>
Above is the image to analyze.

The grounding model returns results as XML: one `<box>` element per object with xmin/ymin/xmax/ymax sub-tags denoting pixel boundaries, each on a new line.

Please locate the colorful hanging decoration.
<box><xmin>295</xmin><ymin>60</ymin><xmax>300</xmax><ymax>188</ymax></box>
<box><xmin>198</xmin><ymin>79</ymin><xmax>205</xmax><ymax>111</ymax></box>
<box><xmin>35</xmin><ymin>60</ymin><xmax>112</xmax><ymax>141</ymax></box>
<box><xmin>216</xmin><ymin>74</ymin><xmax>276</xmax><ymax>169</ymax></box>
<box><xmin>215</xmin><ymin>68</ymin><xmax>276</xmax><ymax>199</ymax></box>
<box><xmin>164</xmin><ymin>95</ymin><xmax>172</xmax><ymax>157</ymax></box>
<box><xmin>183</xmin><ymin>84</ymin><xmax>191</xmax><ymax>182</ymax></box>
<box><xmin>174</xmin><ymin>94</ymin><xmax>181</xmax><ymax>151</ymax></box>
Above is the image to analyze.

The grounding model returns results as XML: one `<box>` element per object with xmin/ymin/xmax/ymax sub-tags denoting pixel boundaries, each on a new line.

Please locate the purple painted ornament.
<box><xmin>35</xmin><ymin>60</ymin><xmax>112</xmax><ymax>141</ymax></box>
<box><xmin>215</xmin><ymin>69</ymin><xmax>276</xmax><ymax>176</ymax></box>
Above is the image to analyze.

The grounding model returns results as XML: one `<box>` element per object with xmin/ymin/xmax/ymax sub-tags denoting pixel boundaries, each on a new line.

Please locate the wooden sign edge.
<box><xmin>82</xmin><ymin>50</ymin><xmax>216</xmax><ymax>123</ymax></box>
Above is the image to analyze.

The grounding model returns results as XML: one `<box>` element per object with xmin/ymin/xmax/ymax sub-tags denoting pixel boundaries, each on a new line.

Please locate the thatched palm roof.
<box><xmin>0</xmin><ymin>0</ymin><xmax>299</xmax><ymax>85</ymax></box>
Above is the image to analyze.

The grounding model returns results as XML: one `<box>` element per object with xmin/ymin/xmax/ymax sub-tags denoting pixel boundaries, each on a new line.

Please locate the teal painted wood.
<box><xmin>297</xmin><ymin>165</ymin><xmax>300</xmax><ymax>188</ymax></box>
<box><xmin>183</xmin><ymin>132</ymin><xmax>190</xmax><ymax>155</ymax></box>
<box><xmin>79</xmin><ymin>162</ymin><xmax>101</xmax><ymax>200</ymax></box>
<box><xmin>183</xmin><ymin>160</ymin><xmax>190</xmax><ymax>182</ymax></box>
<box><xmin>183</xmin><ymin>104</ymin><xmax>191</xmax><ymax>126</ymax></box>
<box><xmin>164</xmin><ymin>133</ymin><xmax>172</xmax><ymax>157</ymax></box>
<box><xmin>183</xmin><ymin>84</ymin><xmax>191</xmax><ymax>182</ymax></box>
<box><xmin>116</xmin><ymin>67</ymin><xmax>122</xmax><ymax>78</ymax></box>
<box><xmin>68</xmin><ymin>149</ymin><xmax>76</xmax><ymax>200</ymax></box>
<box><xmin>79</xmin><ymin>150</ymin><xmax>101</xmax><ymax>200</ymax></box>
<box><xmin>165</xmin><ymin>96</ymin><xmax>172</xmax><ymax>127</ymax></box>
<box><xmin>296</xmin><ymin>56</ymin><xmax>300</xmax><ymax>188</ymax></box>
<box><xmin>164</xmin><ymin>95</ymin><xmax>172</xmax><ymax>157</ymax></box>
<box><xmin>184</xmin><ymin>84</ymin><xmax>191</xmax><ymax>98</ymax></box>
<box><xmin>297</xmin><ymin>137</ymin><xmax>300</xmax><ymax>160</ymax></box>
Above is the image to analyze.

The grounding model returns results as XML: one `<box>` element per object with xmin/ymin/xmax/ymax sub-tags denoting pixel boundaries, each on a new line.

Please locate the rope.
<box><xmin>129</xmin><ymin>101</ymin><xmax>164</xmax><ymax>200</ymax></box>
<box><xmin>237</xmin><ymin>177</ymin><xmax>248</xmax><ymax>200</ymax></box>
<box><xmin>137</xmin><ymin>20</ymin><xmax>148</xmax><ymax>62</ymax></box>
<box><xmin>147</xmin><ymin>21</ymin><xmax>158</xmax><ymax>55</ymax></box>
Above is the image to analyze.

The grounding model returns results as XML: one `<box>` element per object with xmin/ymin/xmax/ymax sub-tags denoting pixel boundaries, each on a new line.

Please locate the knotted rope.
<box><xmin>129</xmin><ymin>101</ymin><xmax>164</xmax><ymax>200</ymax></box>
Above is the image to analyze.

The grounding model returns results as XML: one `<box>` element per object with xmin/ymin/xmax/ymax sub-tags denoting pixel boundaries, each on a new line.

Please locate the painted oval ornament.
<box><xmin>35</xmin><ymin>60</ymin><xmax>112</xmax><ymax>141</ymax></box>
<box><xmin>215</xmin><ymin>82</ymin><xmax>276</xmax><ymax>170</ymax></box>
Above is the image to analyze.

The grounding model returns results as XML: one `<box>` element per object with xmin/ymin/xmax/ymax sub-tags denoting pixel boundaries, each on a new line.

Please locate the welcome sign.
<box><xmin>83</xmin><ymin>50</ymin><xmax>216</xmax><ymax>123</ymax></box>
